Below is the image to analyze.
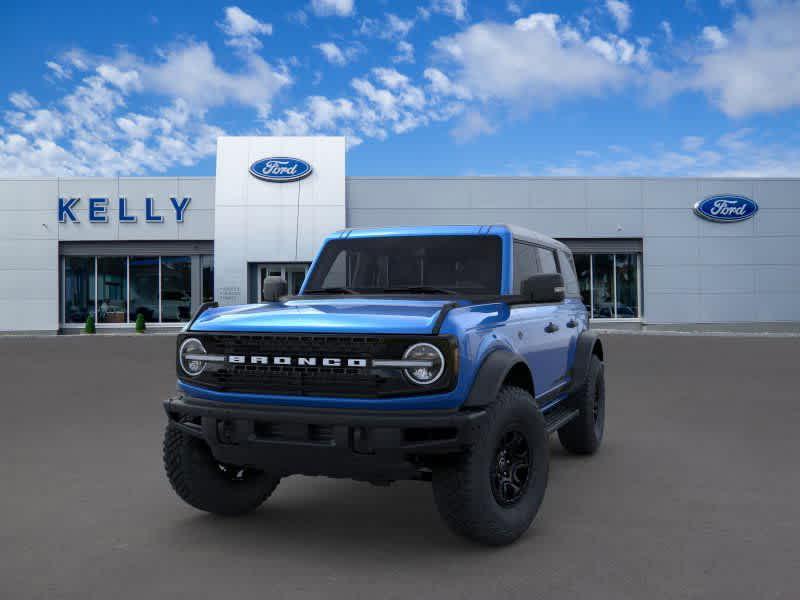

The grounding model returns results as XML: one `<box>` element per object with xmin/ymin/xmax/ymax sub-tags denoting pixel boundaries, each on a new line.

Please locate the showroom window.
<box><xmin>64</xmin><ymin>256</ymin><xmax>95</xmax><ymax>324</ymax></box>
<box><xmin>61</xmin><ymin>255</ymin><xmax>214</xmax><ymax>326</ymax></box>
<box><xmin>573</xmin><ymin>253</ymin><xmax>641</xmax><ymax>319</ymax></box>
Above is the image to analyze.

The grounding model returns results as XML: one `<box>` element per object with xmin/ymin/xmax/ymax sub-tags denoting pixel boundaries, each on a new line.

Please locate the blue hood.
<box><xmin>190</xmin><ymin>298</ymin><xmax>461</xmax><ymax>334</ymax></box>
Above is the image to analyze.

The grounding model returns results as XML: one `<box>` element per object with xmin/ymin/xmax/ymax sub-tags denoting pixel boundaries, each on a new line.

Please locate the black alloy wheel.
<box><xmin>490</xmin><ymin>429</ymin><xmax>532</xmax><ymax>507</ymax></box>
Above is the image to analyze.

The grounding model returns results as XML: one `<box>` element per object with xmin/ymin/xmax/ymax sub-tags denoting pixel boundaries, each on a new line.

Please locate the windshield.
<box><xmin>303</xmin><ymin>235</ymin><xmax>502</xmax><ymax>295</ymax></box>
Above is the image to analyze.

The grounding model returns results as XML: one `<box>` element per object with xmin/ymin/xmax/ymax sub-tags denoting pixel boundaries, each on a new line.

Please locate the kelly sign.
<box><xmin>58</xmin><ymin>197</ymin><xmax>191</xmax><ymax>223</ymax></box>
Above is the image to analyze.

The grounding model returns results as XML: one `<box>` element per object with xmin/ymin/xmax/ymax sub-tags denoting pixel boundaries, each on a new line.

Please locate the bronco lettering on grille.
<box><xmin>227</xmin><ymin>355</ymin><xmax>368</xmax><ymax>368</ymax></box>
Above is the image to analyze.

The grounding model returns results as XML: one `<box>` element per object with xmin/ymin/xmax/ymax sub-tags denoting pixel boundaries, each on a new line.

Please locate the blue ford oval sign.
<box><xmin>693</xmin><ymin>195</ymin><xmax>758</xmax><ymax>223</ymax></box>
<box><xmin>249</xmin><ymin>157</ymin><xmax>312</xmax><ymax>182</ymax></box>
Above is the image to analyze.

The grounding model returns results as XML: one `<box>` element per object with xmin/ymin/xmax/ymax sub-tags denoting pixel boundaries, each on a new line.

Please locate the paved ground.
<box><xmin>1</xmin><ymin>333</ymin><xmax>799</xmax><ymax>600</ymax></box>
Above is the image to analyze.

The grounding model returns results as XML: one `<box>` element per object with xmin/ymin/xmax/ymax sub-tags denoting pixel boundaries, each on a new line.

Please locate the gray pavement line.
<box><xmin>0</xmin><ymin>332</ymin><xmax>180</xmax><ymax>339</ymax></box>
<box><xmin>594</xmin><ymin>329</ymin><xmax>800</xmax><ymax>338</ymax></box>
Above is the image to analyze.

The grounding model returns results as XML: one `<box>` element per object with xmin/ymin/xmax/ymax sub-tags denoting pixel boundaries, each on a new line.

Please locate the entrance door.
<box><xmin>257</xmin><ymin>263</ymin><xmax>310</xmax><ymax>300</ymax></box>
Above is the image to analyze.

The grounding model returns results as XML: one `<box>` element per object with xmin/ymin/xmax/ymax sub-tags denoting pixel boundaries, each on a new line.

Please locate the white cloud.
<box><xmin>507</xmin><ymin>1</ymin><xmax>522</xmax><ymax>16</ymax></box>
<box><xmin>393</xmin><ymin>41</ymin><xmax>415</xmax><ymax>63</ymax></box>
<box><xmin>690</xmin><ymin>1</ymin><xmax>800</xmax><ymax>116</ymax></box>
<box><xmin>430</xmin><ymin>0</ymin><xmax>468</xmax><ymax>21</ymax></box>
<box><xmin>314</xmin><ymin>42</ymin><xmax>363</xmax><ymax>66</ymax></box>
<box><xmin>45</xmin><ymin>61</ymin><xmax>71</xmax><ymax>80</ymax></box>
<box><xmin>0</xmin><ymin>34</ymin><xmax>288</xmax><ymax>175</ymax></box>
<box><xmin>432</xmin><ymin>13</ymin><xmax>639</xmax><ymax>107</ymax></box>
<box><xmin>423</xmin><ymin>67</ymin><xmax>472</xmax><ymax>100</ymax></box>
<box><xmin>451</xmin><ymin>110</ymin><xmax>496</xmax><ymax>142</ymax></box>
<box><xmin>681</xmin><ymin>135</ymin><xmax>705</xmax><ymax>152</ymax></box>
<box><xmin>96</xmin><ymin>64</ymin><xmax>142</xmax><ymax>93</ymax></box>
<box><xmin>140</xmin><ymin>42</ymin><xmax>290</xmax><ymax>116</ymax></box>
<box><xmin>218</xmin><ymin>6</ymin><xmax>272</xmax><ymax>51</ymax></box>
<box><xmin>9</xmin><ymin>91</ymin><xmax>38</xmax><ymax>111</ymax></box>
<box><xmin>606</xmin><ymin>0</ymin><xmax>632</xmax><ymax>33</ymax></box>
<box><xmin>546</xmin><ymin>128</ymin><xmax>800</xmax><ymax>177</ymax></box>
<box><xmin>701</xmin><ymin>25</ymin><xmax>728</xmax><ymax>49</ymax></box>
<box><xmin>660</xmin><ymin>20</ymin><xmax>673</xmax><ymax>42</ymax></box>
<box><xmin>359</xmin><ymin>13</ymin><xmax>415</xmax><ymax>41</ymax></box>
<box><xmin>386</xmin><ymin>14</ymin><xmax>414</xmax><ymax>38</ymax></box>
<box><xmin>266</xmin><ymin>66</ymin><xmax>463</xmax><ymax>145</ymax></box>
<box><xmin>310</xmin><ymin>0</ymin><xmax>354</xmax><ymax>17</ymax></box>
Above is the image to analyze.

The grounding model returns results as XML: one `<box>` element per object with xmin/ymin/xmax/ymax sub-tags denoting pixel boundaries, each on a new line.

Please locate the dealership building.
<box><xmin>0</xmin><ymin>135</ymin><xmax>798</xmax><ymax>334</ymax></box>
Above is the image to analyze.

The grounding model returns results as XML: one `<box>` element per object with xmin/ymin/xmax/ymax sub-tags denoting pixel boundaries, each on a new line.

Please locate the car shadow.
<box><xmin>156</xmin><ymin>440</ymin><xmax>576</xmax><ymax>559</ymax></box>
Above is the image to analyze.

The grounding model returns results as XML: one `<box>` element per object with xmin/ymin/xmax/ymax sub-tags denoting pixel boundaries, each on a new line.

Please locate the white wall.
<box><xmin>346</xmin><ymin>177</ymin><xmax>800</xmax><ymax>325</ymax></box>
<box><xmin>213</xmin><ymin>136</ymin><xmax>346</xmax><ymax>305</ymax></box>
<box><xmin>0</xmin><ymin>176</ymin><xmax>214</xmax><ymax>332</ymax></box>
<box><xmin>0</xmin><ymin>179</ymin><xmax>59</xmax><ymax>332</ymax></box>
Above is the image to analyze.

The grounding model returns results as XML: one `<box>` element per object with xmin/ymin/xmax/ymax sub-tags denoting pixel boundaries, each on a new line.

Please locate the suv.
<box><xmin>163</xmin><ymin>225</ymin><xmax>605</xmax><ymax>545</ymax></box>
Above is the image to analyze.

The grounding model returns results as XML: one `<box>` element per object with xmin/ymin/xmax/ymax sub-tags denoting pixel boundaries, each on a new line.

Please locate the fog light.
<box><xmin>179</xmin><ymin>337</ymin><xmax>207</xmax><ymax>377</ymax></box>
<box><xmin>403</xmin><ymin>343</ymin><xmax>445</xmax><ymax>385</ymax></box>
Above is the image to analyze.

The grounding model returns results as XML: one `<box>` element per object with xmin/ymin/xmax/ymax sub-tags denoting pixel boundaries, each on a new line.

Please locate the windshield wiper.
<box><xmin>381</xmin><ymin>285</ymin><xmax>459</xmax><ymax>295</ymax></box>
<box><xmin>303</xmin><ymin>287</ymin><xmax>360</xmax><ymax>295</ymax></box>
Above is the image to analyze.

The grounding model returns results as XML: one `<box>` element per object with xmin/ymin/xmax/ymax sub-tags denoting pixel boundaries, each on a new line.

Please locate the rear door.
<box><xmin>557</xmin><ymin>249</ymin><xmax>586</xmax><ymax>384</ymax></box>
<box><xmin>535</xmin><ymin>246</ymin><xmax>573</xmax><ymax>391</ymax></box>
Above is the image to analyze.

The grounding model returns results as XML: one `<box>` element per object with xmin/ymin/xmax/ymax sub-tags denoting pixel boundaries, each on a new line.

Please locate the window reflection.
<box><xmin>573</xmin><ymin>254</ymin><xmax>591</xmax><ymax>310</ymax></box>
<box><xmin>97</xmin><ymin>257</ymin><xmax>127</xmax><ymax>323</ymax></box>
<box><xmin>591</xmin><ymin>254</ymin><xmax>614</xmax><ymax>318</ymax></box>
<box><xmin>130</xmin><ymin>256</ymin><xmax>159</xmax><ymax>322</ymax></box>
<box><xmin>615</xmin><ymin>254</ymin><xmax>639</xmax><ymax>318</ymax></box>
<box><xmin>201</xmin><ymin>255</ymin><xmax>214</xmax><ymax>303</ymax></box>
<box><xmin>573</xmin><ymin>252</ymin><xmax>641</xmax><ymax>319</ymax></box>
<box><xmin>64</xmin><ymin>256</ymin><xmax>95</xmax><ymax>323</ymax></box>
<box><xmin>161</xmin><ymin>256</ymin><xmax>191</xmax><ymax>322</ymax></box>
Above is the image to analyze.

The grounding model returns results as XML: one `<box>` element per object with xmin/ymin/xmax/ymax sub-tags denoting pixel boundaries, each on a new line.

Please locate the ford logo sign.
<box><xmin>249</xmin><ymin>157</ymin><xmax>312</xmax><ymax>183</ymax></box>
<box><xmin>693</xmin><ymin>195</ymin><xmax>758</xmax><ymax>223</ymax></box>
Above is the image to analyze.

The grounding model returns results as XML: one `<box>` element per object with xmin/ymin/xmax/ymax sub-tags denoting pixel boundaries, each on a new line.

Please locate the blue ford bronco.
<box><xmin>163</xmin><ymin>225</ymin><xmax>605</xmax><ymax>545</ymax></box>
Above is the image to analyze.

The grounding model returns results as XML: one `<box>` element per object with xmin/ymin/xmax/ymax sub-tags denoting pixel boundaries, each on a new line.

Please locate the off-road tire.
<box><xmin>558</xmin><ymin>354</ymin><xmax>605</xmax><ymax>455</ymax></box>
<box><xmin>163</xmin><ymin>425</ymin><xmax>280</xmax><ymax>516</ymax></box>
<box><xmin>432</xmin><ymin>386</ymin><xmax>549</xmax><ymax>546</ymax></box>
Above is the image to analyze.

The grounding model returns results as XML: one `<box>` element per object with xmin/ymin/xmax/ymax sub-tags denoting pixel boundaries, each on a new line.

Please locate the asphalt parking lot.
<box><xmin>1</xmin><ymin>333</ymin><xmax>799</xmax><ymax>600</ymax></box>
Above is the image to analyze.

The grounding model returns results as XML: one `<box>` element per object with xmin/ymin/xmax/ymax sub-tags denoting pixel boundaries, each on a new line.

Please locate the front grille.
<box><xmin>179</xmin><ymin>333</ymin><xmax>456</xmax><ymax>399</ymax></box>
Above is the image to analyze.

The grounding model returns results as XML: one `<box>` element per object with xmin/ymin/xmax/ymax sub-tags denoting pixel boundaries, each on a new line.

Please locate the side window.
<box><xmin>536</xmin><ymin>247</ymin><xmax>559</xmax><ymax>274</ymax></box>
<box><xmin>558</xmin><ymin>250</ymin><xmax>580</xmax><ymax>298</ymax></box>
<box><xmin>513</xmin><ymin>241</ymin><xmax>540</xmax><ymax>293</ymax></box>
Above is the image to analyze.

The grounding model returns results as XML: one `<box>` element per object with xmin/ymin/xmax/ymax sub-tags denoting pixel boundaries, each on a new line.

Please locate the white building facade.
<box><xmin>0</xmin><ymin>136</ymin><xmax>798</xmax><ymax>333</ymax></box>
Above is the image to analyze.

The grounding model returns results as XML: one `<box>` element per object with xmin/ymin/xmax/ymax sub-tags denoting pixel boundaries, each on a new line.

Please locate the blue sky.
<box><xmin>1</xmin><ymin>0</ymin><xmax>798</xmax><ymax>177</ymax></box>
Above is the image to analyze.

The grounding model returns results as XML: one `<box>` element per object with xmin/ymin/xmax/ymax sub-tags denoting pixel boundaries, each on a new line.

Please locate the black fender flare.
<box><xmin>569</xmin><ymin>330</ymin><xmax>604</xmax><ymax>393</ymax></box>
<box><xmin>462</xmin><ymin>348</ymin><xmax>531</xmax><ymax>408</ymax></box>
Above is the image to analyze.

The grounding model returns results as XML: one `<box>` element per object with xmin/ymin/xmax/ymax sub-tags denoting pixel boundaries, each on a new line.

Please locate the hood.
<box><xmin>189</xmin><ymin>298</ymin><xmax>462</xmax><ymax>335</ymax></box>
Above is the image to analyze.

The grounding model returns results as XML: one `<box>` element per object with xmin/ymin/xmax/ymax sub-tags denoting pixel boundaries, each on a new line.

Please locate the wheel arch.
<box><xmin>570</xmin><ymin>331</ymin><xmax>603</xmax><ymax>391</ymax></box>
<box><xmin>462</xmin><ymin>349</ymin><xmax>534</xmax><ymax>408</ymax></box>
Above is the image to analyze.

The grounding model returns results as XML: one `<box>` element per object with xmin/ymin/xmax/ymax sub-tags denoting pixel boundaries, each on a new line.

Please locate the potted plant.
<box><xmin>84</xmin><ymin>314</ymin><xmax>96</xmax><ymax>334</ymax></box>
<box><xmin>135</xmin><ymin>313</ymin><xmax>146</xmax><ymax>333</ymax></box>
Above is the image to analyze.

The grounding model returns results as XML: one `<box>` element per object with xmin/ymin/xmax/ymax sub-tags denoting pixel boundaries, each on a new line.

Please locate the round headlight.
<box><xmin>179</xmin><ymin>337</ymin><xmax>207</xmax><ymax>377</ymax></box>
<box><xmin>403</xmin><ymin>342</ymin><xmax>445</xmax><ymax>385</ymax></box>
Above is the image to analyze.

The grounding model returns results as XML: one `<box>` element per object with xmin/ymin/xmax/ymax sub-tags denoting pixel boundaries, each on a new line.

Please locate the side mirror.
<box><xmin>522</xmin><ymin>273</ymin><xmax>565</xmax><ymax>303</ymax></box>
<box><xmin>262</xmin><ymin>276</ymin><xmax>288</xmax><ymax>302</ymax></box>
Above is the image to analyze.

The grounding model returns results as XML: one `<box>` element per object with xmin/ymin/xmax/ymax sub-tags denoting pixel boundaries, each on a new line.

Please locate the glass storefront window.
<box><xmin>573</xmin><ymin>252</ymin><xmax>641</xmax><ymax>319</ymax></box>
<box><xmin>161</xmin><ymin>256</ymin><xmax>192</xmax><ymax>322</ymax></box>
<box><xmin>64</xmin><ymin>256</ymin><xmax>95</xmax><ymax>324</ymax></box>
<box><xmin>573</xmin><ymin>254</ymin><xmax>591</xmax><ymax>309</ymax></box>
<box><xmin>130</xmin><ymin>256</ymin><xmax>159</xmax><ymax>322</ymax></box>
<box><xmin>97</xmin><ymin>257</ymin><xmax>127</xmax><ymax>323</ymax></box>
<box><xmin>591</xmin><ymin>254</ymin><xmax>615</xmax><ymax>319</ymax></box>
<box><xmin>201</xmin><ymin>255</ymin><xmax>214</xmax><ymax>303</ymax></box>
<box><xmin>615</xmin><ymin>254</ymin><xmax>640</xmax><ymax>318</ymax></box>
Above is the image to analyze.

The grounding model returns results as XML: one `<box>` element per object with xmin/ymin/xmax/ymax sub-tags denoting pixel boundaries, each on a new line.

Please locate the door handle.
<box><xmin>566</xmin><ymin>319</ymin><xmax>577</xmax><ymax>328</ymax></box>
<box><xmin>544</xmin><ymin>322</ymin><xmax>559</xmax><ymax>333</ymax></box>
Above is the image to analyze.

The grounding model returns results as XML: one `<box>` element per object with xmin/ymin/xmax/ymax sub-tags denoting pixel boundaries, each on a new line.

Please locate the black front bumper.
<box><xmin>164</xmin><ymin>395</ymin><xmax>486</xmax><ymax>481</ymax></box>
